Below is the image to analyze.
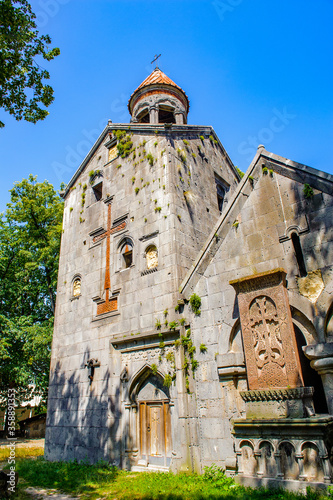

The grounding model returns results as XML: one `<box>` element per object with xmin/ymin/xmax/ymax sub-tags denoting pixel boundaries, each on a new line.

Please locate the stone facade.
<box><xmin>45</xmin><ymin>70</ymin><xmax>333</xmax><ymax>489</ymax></box>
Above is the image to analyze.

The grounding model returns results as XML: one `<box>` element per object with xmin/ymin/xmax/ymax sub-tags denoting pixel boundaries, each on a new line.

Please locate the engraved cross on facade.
<box><xmin>151</xmin><ymin>54</ymin><xmax>161</xmax><ymax>68</ymax></box>
<box><xmin>93</xmin><ymin>202</ymin><xmax>126</xmax><ymax>315</ymax></box>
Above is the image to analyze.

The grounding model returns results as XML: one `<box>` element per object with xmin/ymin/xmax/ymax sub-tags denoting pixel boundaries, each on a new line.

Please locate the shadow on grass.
<box><xmin>17</xmin><ymin>458</ymin><xmax>118</xmax><ymax>496</ymax></box>
<box><xmin>16</xmin><ymin>459</ymin><xmax>329</xmax><ymax>500</ymax></box>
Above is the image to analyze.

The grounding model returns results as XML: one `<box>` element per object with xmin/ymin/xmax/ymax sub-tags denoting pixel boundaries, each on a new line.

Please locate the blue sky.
<box><xmin>1</xmin><ymin>0</ymin><xmax>332</xmax><ymax>211</ymax></box>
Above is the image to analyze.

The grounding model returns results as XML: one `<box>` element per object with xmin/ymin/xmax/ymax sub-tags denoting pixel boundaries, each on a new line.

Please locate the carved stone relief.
<box><xmin>108</xmin><ymin>145</ymin><xmax>118</xmax><ymax>162</ymax></box>
<box><xmin>249</xmin><ymin>295</ymin><xmax>286</xmax><ymax>387</ymax></box>
<box><xmin>230</xmin><ymin>269</ymin><xmax>303</xmax><ymax>390</ymax></box>
<box><xmin>121</xmin><ymin>345</ymin><xmax>174</xmax><ymax>365</ymax></box>
<box><xmin>73</xmin><ymin>278</ymin><xmax>81</xmax><ymax>297</ymax></box>
<box><xmin>146</xmin><ymin>246</ymin><xmax>158</xmax><ymax>270</ymax></box>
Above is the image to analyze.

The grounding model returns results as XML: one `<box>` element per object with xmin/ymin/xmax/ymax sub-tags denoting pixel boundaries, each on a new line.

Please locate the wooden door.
<box><xmin>139</xmin><ymin>401</ymin><xmax>171</xmax><ymax>467</ymax></box>
<box><xmin>148</xmin><ymin>404</ymin><xmax>164</xmax><ymax>458</ymax></box>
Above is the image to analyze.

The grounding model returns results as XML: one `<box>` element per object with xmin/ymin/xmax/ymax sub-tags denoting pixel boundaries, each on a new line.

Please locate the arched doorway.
<box><xmin>129</xmin><ymin>367</ymin><xmax>172</xmax><ymax>468</ymax></box>
<box><xmin>294</xmin><ymin>324</ymin><xmax>328</xmax><ymax>414</ymax></box>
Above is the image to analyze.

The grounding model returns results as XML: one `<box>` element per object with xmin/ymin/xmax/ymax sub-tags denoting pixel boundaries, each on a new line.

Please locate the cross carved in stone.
<box><xmin>94</xmin><ymin>202</ymin><xmax>126</xmax><ymax>315</ymax></box>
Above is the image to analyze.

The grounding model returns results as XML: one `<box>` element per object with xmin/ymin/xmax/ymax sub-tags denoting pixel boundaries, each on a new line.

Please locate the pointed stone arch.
<box><xmin>128</xmin><ymin>363</ymin><xmax>169</xmax><ymax>403</ymax></box>
<box><xmin>290</xmin><ymin>307</ymin><xmax>327</xmax><ymax>413</ymax></box>
<box><xmin>127</xmin><ymin>363</ymin><xmax>172</xmax><ymax>469</ymax></box>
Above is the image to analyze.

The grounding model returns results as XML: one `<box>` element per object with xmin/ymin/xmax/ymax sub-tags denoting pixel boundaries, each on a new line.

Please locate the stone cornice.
<box><xmin>240</xmin><ymin>387</ymin><xmax>313</xmax><ymax>402</ymax></box>
<box><xmin>61</xmin><ymin>124</ymin><xmax>238</xmax><ymax>199</ymax></box>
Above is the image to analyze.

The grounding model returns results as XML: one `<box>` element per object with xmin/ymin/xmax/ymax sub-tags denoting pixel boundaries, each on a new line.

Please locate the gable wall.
<box><xmin>184</xmin><ymin>160</ymin><xmax>333</xmax><ymax>469</ymax></box>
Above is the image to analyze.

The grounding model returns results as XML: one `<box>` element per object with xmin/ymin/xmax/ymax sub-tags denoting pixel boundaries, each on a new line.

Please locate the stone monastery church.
<box><xmin>45</xmin><ymin>67</ymin><xmax>333</xmax><ymax>488</ymax></box>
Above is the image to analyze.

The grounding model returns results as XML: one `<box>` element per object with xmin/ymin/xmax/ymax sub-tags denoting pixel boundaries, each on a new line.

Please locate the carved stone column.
<box><xmin>321</xmin><ymin>453</ymin><xmax>333</xmax><ymax>483</ymax></box>
<box><xmin>296</xmin><ymin>453</ymin><xmax>305</xmax><ymax>481</ymax></box>
<box><xmin>174</xmin><ymin>111</ymin><xmax>184</xmax><ymax>124</ymax></box>
<box><xmin>149</xmin><ymin>106</ymin><xmax>158</xmax><ymax>124</ymax></box>
<box><xmin>230</xmin><ymin>269</ymin><xmax>304</xmax><ymax>390</ymax></box>
<box><xmin>304</xmin><ymin>343</ymin><xmax>333</xmax><ymax>415</ymax></box>
<box><xmin>274</xmin><ymin>451</ymin><xmax>283</xmax><ymax>479</ymax></box>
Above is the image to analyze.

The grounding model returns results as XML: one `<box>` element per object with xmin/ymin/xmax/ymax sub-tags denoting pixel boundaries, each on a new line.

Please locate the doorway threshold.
<box><xmin>131</xmin><ymin>464</ymin><xmax>169</xmax><ymax>473</ymax></box>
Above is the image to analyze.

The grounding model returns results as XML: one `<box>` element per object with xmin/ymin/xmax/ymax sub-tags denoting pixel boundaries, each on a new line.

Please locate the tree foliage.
<box><xmin>0</xmin><ymin>0</ymin><xmax>60</xmax><ymax>128</ymax></box>
<box><xmin>0</xmin><ymin>175</ymin><xmax>63</xmax><ymax>417</ymax></box>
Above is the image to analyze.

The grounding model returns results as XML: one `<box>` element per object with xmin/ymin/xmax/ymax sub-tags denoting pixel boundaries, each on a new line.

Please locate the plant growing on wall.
<box><xmin>163</xmin><ymin>373</ymin><xmax>172</xmax><ymax>388</ymax></box>
<box><xmin>303</xmin><ymin>183</ymin><xmax>314</xmax><ymax>199</ymax></box>
<box><xmin>89</xmin><ymin>170</ymin><xmax>102</xmax><ymax>184</ymax></box>
<box><xmin>169</xmin><ymin>321</ymin><xmax>178</xmax><ymax>331</ymax></box>
<box><xmin>151</xmin><ymin>364</ymin><xmax>158</xmax><ymax>375</ymax></box>
<box><xmin>236</xmin><ymin>167</ymin><xmax>244</xmax><ymax>178</ymax></box>
<box><xmin>177</xmin><ymin>148</ymin><xmax>187</xmax><ymax>164</ymax></box>
<box><xmin>146</xmin><ymin>153</ymin><xmax>155</xmax><ymax>166</ymax></box>
<box><xmin>180</xmin><ymin>328</ymin><xmax>198</xmax><ymax>392</ymax></box>
<box><xmin>114</xmin><ymin>130</ymin><xmax>133</xmax><ymax>158</ymax></box>
<box><xmin>189</xmin><ymin>293</ymin><xmax>201</xmax><ymax>316</ymax></box>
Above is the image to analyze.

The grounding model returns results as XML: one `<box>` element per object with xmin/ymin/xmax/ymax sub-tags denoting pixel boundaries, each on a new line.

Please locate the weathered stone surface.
<box><xmin>45</xmin><ymin>72</ymin><xmax>333</xmax><ymax>487</ymax></box>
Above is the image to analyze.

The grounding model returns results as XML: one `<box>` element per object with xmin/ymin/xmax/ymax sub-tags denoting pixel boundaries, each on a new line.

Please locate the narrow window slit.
<box><xmin>291</xmin><ymin>232</ymin><xmax>307</xmax><ymax>277</ymax></box>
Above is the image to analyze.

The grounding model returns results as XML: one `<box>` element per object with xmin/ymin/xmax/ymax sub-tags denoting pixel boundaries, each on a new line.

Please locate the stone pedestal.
<box><xmin>240</xmin><ymin>387</ymin><xmax>315</xmax><ymax>419</ymax></box>
<box><xmin>233</xmin><ymin>416</ymin><xmax>333</xmax><ymax>485</ymax></box>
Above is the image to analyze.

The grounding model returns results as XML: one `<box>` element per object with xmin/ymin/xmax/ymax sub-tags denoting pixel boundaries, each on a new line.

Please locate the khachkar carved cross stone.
<box><xmin>230</xmin><ymin>269</ymin><xmax>304</xmax><ymax>390</ymax></box>
<box><xmin>94</xmin><ymin>202</ymin><xmax>126</xmax><ymax>315</ymax></box>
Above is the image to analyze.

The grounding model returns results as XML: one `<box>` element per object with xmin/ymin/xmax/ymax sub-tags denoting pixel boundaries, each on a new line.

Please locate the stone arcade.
<box><xmin>45</xmin><ymin>68</ymin><xmax>333</xmax><ymax>489</ymax></box>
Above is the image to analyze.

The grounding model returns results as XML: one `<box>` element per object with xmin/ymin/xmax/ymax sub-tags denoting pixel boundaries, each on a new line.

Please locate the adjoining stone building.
<box><xmin>45</xmin><ymin>68</ymin><xmax>333</xmax><ymax>489</ymax></box>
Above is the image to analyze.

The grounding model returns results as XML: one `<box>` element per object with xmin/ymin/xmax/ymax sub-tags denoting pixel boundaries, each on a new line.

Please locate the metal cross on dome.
<box><xmin>151</xmin><ymin>54</ymin><xmax>161</xmax><ymax>69</ymax></box>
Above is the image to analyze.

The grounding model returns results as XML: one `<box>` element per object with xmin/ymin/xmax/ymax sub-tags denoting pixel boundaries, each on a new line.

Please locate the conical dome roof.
<box><xmin>128</xmin><ymin>68</ymin><xmax>189</xmax><ymax>117</ymax></box>
<box><xmin>136</xmin><ymin>68</ymin><xmax>184</xmax><ymax>92</ymax></box>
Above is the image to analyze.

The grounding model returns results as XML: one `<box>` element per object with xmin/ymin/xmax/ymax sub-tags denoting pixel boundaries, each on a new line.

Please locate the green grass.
<box><xmin>13</xmin><ymin>458</ymin><xmax>331</xmax><ymax>500</ymax></box>
<box><xmin>0</xmin><ymin>446</ymin><xmax>44</xmax><ymax>460</ymax></box>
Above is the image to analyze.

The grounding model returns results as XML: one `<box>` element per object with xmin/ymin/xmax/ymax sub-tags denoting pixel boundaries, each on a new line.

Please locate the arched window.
<box><xmin>137</xmin><ymin>108</ymin><xmax>149</xmax><ymax>123</ymax></box>
<box><xmin>158</xmin><ymin>106</ymin><xmax>176</xmax><ymax>124</ymax></box>
<box><xmin>72</xmin><ymin>277</ymin><xmax>81</xmax><ymax>297</ymax></box>
<box><xmin>290</xmin><ymin>232</ymin><xmax>307</xmax><ymax>277</ymax></box>
<box><xmin>120</xmin><ymin>238</ymin><xmax>133</xmax><ymax>269</ymax></box>
<box><xmin>214</xmin><ymin>174</ymin><xmax>229</xmax><ymax>213</ymax></box>
<box><xmin>146</xmin><ymin>245</ymin><xmax>158</xmax><ymax>269</ymax></box>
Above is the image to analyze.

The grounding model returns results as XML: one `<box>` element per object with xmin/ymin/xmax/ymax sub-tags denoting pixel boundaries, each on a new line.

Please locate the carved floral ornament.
<box><xmin>249</xmin><ymin>296</ymin><xmax>285</xmax><ymax>371</ymax></box>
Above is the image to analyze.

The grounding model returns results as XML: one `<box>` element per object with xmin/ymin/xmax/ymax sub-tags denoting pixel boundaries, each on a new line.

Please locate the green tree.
<box><xmin>0</xmin><ymin>175</ymin><xmax>63</xmax><ymax>433</ymax></box>
<box><xmin>0</xmin><ymin>0</ymin><xmax>60</xmax><ymax>128</ymax></box>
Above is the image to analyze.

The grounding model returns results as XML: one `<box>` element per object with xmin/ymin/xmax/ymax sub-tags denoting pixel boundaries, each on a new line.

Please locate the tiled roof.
<box><xmin>128</xmin><ymin>68</ymin><xmax>189</xmax><ymax>113</ymax></box>
<box><xmin>136</xmin><ymin>68</ymin><xmax>183</xmax><ymax>92</ymax></box>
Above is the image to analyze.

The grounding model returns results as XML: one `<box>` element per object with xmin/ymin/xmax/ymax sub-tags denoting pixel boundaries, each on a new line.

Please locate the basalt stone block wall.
<box><xmin>179</xmin><ymin>149</ymin><xmax>333</xmax><ymax>482</ymax></box>
<box><xmin>45</xmin><ymin>123</ymin><xmax>239</xmax><ymax>466</ymax></box>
